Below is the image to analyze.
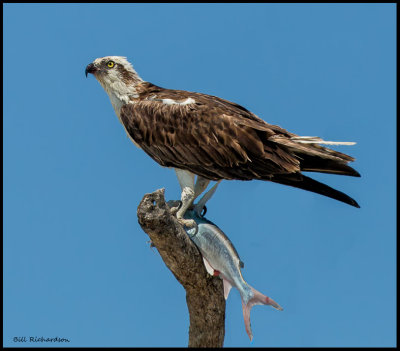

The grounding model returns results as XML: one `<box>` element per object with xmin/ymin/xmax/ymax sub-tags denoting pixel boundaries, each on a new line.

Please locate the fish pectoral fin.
<box><xmin>202</xmin><ymin>257</ymin><xmax>215</xmax><ymax>276</ymax></box>
<box><xmin>223</xmin><ymin>279</ymin><xmax>233</xmax><ymax>300</ymax></box>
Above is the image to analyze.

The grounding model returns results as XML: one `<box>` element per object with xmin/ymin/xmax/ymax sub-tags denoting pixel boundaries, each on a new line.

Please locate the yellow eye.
<box><xmin>107</xmin><ymin>61</ymin><xmax>115</xmax><ymax>68</ymax></box>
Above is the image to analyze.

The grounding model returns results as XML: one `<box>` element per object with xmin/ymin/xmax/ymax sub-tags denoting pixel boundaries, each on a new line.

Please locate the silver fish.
<box><xmin>183</xmin><ymin>199</ymin><xmax>283</xmax><ymax>341</ymax></box>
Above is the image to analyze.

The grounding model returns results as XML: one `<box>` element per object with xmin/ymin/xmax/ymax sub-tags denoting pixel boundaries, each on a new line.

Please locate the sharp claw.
<box><xmin>192</xmin><ymin>223</ymin><xmax>198</xmax><ymax>235</ymax></box>
<box><xmin>178</xmin><ymin>218</ymin><xmax>198</xmax><ymax>235</ymax></box>
<box><xmin>169</xmin><ymin>200</ymin><xmax>182</xmax><ymax>216</ymax></box>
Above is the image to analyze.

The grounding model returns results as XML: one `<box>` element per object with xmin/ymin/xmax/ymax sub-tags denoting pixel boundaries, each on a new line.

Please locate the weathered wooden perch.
<box><xmin>137</xmin><ymin>188</ymin><xmax>226</xmax><ymax>347</ymax></box>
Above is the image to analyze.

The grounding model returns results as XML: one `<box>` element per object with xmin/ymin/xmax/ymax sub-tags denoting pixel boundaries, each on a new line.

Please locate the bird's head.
<box><xmin>85</xmin><ymin>56</ymin><xmax>143</xmax><ymax>111</ymax></box>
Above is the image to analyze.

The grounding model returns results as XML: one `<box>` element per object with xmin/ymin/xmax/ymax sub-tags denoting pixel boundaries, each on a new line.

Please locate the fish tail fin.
<box><xmin>241</xmin><ymin>286</ymin><xmax>283</xmax><ymax>341</ymax></box>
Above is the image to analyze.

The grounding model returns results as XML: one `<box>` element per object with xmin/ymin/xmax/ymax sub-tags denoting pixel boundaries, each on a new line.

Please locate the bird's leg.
<box><xmin>171</xmin><ymin>176</ymin><xmax>209</xmax><ymax>215</ymax></box>
<box><xmin>193</xmin><ymin>180</ymin><xmax>221</xmax><ymax>217</ymax></box>
<box><xmin>194</xmin><ymin>176</ymin><xmax>210</xmax><ymax>199</ymax></box>
<box><xmin>176</xmin><ymin>187</ymin><xmax>196</xmax><ymax>225</ymax></box>
<box><xmin>171</xmin><ymin>169</ymin><xmax>197</xmax><ymax>229</ymax></box>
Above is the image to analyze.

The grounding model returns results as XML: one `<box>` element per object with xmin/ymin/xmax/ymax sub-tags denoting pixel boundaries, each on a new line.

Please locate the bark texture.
<box><xmin>137</xmin><ymin>188</ymin><xmax>226</xmax><ymax>347</ymax></box>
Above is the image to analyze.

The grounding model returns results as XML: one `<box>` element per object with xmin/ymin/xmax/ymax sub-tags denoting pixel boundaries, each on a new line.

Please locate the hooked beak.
<box><xmin>85</xmin><ymin>63</ymin><xmax>97</xmax><ymax>77</ymax></box>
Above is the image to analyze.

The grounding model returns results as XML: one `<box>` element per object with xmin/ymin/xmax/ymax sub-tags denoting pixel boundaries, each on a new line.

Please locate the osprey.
<box><xmin>85</xmin><ymin>56</ymin><xmax>360</xmax><ymax>226</ymax></box>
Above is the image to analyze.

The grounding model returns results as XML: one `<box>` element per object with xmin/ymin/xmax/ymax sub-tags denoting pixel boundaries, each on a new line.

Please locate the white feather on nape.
<box><xmin>291</xmin><ymin>136</ymin><xmax>356</xmax><ymax>145</ymax></box>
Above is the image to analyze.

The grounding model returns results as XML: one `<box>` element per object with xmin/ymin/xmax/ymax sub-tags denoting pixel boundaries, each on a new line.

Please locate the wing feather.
<box><xmin>119</xmin><ymin>84</ymin><xmax>358</xmax><ymax>181</ymax></box>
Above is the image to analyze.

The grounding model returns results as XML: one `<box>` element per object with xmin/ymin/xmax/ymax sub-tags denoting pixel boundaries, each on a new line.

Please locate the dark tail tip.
<box><xmin>271</xmin><ymin>174</ymin><xmax>360</xmax><ymax>208</ymax></box>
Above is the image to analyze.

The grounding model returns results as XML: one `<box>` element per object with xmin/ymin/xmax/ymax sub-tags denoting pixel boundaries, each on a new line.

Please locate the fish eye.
<box><xmin>201</xmin><ymin>205</ymin><xmax>207</xmax><ymax>217</ymax></box>
<box><xmin>107</xmin><ymin>61</ymin><xmax>115</xmax><ymax>68</ymax></box>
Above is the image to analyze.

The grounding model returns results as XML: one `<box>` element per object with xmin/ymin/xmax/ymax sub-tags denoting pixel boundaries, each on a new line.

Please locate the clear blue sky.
<box><xmin>3</xmin><ymin>3</ymin><xmax>396</xmax><ymax>347</ymax></box>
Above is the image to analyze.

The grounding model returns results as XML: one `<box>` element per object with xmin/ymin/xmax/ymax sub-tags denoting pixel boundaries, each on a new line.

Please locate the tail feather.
<box><xmin>299</xmin><ymin>155</ymin><xmax>361</xmax><ymax>177</ymax></box>
<box><xmin>291</xmin><ymin>136</ymin><xmax>356</xmax><ymax>145</ymax></box>
<box><xmin>270</xmin><ymin>174</ymin><xmax>360</xmax><ymax>208</ymax></box>
<box><xmin>242</xmin><ymin>286</ymin><xmax>283</xmax><ymax>341</ymax></box>
<box><xmin>272</xmin><ymin>135</ymin><xmax>357</xmax><ymax>163</ymax></box>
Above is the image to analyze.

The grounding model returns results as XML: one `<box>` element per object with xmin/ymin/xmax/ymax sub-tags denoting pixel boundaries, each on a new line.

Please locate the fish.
<box><xmin>183</xmin><ymin>206</ymin><xmax>283</xmax><ymax>341</ymax></box>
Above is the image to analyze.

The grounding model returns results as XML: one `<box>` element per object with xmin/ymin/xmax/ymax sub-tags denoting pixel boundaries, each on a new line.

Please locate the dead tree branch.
<box><xmin>137</xmin><ymin>188</ymin><xmax>226</xmax><ymax>347</ymax></box>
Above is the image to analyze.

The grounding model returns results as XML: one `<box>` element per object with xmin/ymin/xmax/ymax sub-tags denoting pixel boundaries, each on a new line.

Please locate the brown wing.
<box><xmin>120</xmin><ymin>85</ymin><xmax>360</xmax><ymax>207</ymax></box>
<box><xmin>120</xmin><ymin>87</ymin><xmax>303</xmax><ymax>181</ymax></box>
